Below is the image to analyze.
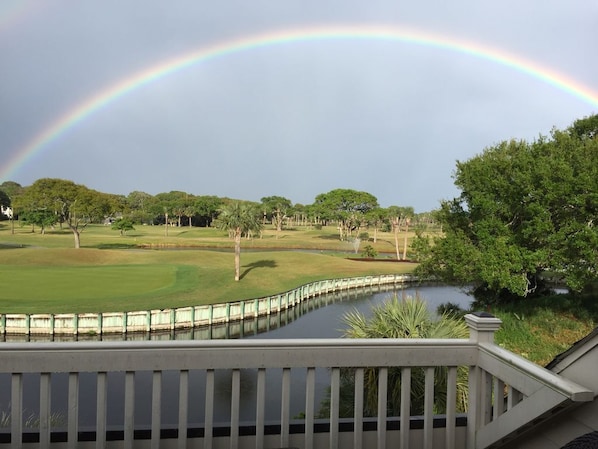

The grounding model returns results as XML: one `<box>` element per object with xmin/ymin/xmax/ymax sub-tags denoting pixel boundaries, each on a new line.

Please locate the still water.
<box><xmin>0</xmin><ymin>285</ymin><xmax>473</xmax><ymax>432</ymax></box>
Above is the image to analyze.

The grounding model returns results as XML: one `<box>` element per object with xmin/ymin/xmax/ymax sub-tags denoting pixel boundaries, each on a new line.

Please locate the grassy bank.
<box><xmin>490</xmin><ymin>294</ymin><xmax>598</xmax><ymax>366</ymax></box>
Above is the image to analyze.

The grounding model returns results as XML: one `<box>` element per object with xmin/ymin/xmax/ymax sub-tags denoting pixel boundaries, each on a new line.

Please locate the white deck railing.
<box><xmin>0</xmin><ymin>313</ymin><xmax>592</xmax><ymax>449</ymax></box>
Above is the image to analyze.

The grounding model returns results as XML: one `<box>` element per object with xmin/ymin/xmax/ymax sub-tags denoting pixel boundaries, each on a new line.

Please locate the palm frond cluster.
<box><xmin>319</xmin><ymin>294</ymin><xmax>469</xmax><ymax>418</ymax></box>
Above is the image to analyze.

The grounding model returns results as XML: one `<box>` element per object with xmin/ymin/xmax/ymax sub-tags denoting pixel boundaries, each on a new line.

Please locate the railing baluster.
<box><xmin>354</xmin><ymin>368</ymin><xmax>364</xmax><ymax>449</ymax></box>
<box><xmin>204</xmin><ymin>369</ymin><xmax>215</xmax><ymax>449</ymax></box>
<box><xmin>230</xmin><ymin>369</ymin><xmax>240</xmax><ymax>449</ymax></box>
<box><xmin>494</xmin><ymin>378</ymin><xmax>505</xmax><ymax>419</ymax></box>
<box><xmin>481</xmin><ymin>370</ymin><xmax>493</xmax><ymax>424</ymax></box>
<box><xmin>96</xmin><ymin>372</ymin><xmax>107</xmax><ymax>449</ymax></box>
<box><xmin>400</xmin><ymin>367</ymin><xmax>411</xmax><ymax>449</ymax></box>
<box><xmin>151</xmin><ymin>370</ymin><xmax>162</xmax><ymax>449</ymax></box>
<box><xmin>377</xmin><ymin>367</ymin><xmax>388</xmax><ymax>449</ymax></box>
<box><xmin>177</xmin><ymin>370</ymin><xmax>188</xmax><ymax>449</ymax></box>
<box><xmin>124</xmin><ymin>371</ymin><xmax>135</xmax><ymax>449</ymax></box>
<box><xmin>68</xmin><ymin>372</ymin><xmax>79</xmax><ymax>449</ymax></box>
<box><xmin>255</xmin><ymin>368</ymin><xmax>266</xmax><ymax>449</ymax></box>
<box><xmin>40</xmin><ymin>372</ymin><xmax>51</xmax><ymax>447</ymax></box>
<box><xmin>330</xmin><ymin>367</ymin><xmax>340</xmax><ymax>449</ymax></box>
<box><xmin>423</xmin><ymin>367</ymin><xmax>434</xmax><ymax>449</ymax></box>
<box><xmin>281</xmin><ymin>368</ymin><xmax>291</xmax><ymax>447</ymax></box>
<box><xmin>305</xmin><ymin>367</ymin><xmax>315</xmax><ymax>449</ymax></box>
<box><xmin>445</xmin><ymin>366</ymin><xmax>457</xmax><ymax>449</ymax></box>
<box><xmin>11</xmin><ymin>373</ymin><xmax>22</xmax><ymax>449</ymax></box>
<box><xmin>467</xmin><ymin>365</ymin><xmax>481</xmax><ymax>448</ymax></box>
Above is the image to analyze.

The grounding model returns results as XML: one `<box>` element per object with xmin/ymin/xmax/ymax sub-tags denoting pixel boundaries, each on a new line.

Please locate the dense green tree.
<box><xmin>193</xmin><ymin>195</ymin><xmax>223</xmax><ymax>227</ymax></box>
<box><xmin>414</xmin><ymin>115</ymin><xmax>598</xmax><ymax>298</ymax></box>
<box><xmin>0</xmin><ymin>181</ymin><xmax>23</xmax><ymax>233</ymax></box>
<box><xmin>111</xmin><ymin>218</ymin><xmax>135</xmax><ymax>236</ymax></box>
<box><xmin>0</xmin><ymin>190</ymin><xmax>10</xmax><ymax>219</ymax></box>
<box><xmin>0</xmin><ymin>181</ymin><xmax>24</xmax><ymax>202</ymax></box>
<box><xmin>216</xmin><ymin>202</ymin><xmax>263</xmax><ymax>281</ymax></box>
<box><xmin>260</xmin><ymin>195</ymin><xmax>293</xmax><ymax>237</ymax></box>
<box><xmin>19</xmin><ymin>208</ymin><xmax>57</xmax><ymax>233</ymax></box>
<box><xmin>150</xmin><ymin>192</ymin><xmax>184</xmax><ymax>235</ymax></box>
<box><xmin>153</xmin><ymin>191</ymin><xmax>194</xmax><ymax>227</ymax></box>
<box><xmin>104</xmin><ymin>193</ymin><xmax>129</xmax><ymax>220</ymax></box>
<box><xmin>16</xmin><ymin>178</ymin><xmax>110</xmax><ymax>248</ymax></box>
<box><xmin>312</xmin><ymin>189</ymin><xmax>379</xmax><ymax>240</ymax></box>
<box><xmin>126</xmin><ymin>191</ymin><xmax>154</xmax><ymax>224</ymax></box>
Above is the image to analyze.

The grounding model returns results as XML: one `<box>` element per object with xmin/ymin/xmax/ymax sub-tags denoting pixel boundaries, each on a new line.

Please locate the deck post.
<box><xmin>465</xmin><ymin>312</ymin><xmax>502</xmax><ymax>449</ymax></box>
<box><xmin>465</xmin><ymin>312</ymin><xmax>502</xmax><ymax>344</ymax></box>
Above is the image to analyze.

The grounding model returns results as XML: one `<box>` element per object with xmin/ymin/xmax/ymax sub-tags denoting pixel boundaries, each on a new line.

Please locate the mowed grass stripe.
<box><xmin>2</xmin><ymin>265</ymin><xmax>175</xmax><ymax>300</ymax></box>
<box><xmin>1</xmin><ymin>265</ymin><xmax>202</xmax><ymax>312</ymax></box>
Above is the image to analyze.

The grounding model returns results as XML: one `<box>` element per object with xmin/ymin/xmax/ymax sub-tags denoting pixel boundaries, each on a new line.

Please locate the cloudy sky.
<box><xmin>1</xmin><ymin>1</ymin><xmax>596</xmax><ymax>212</ymax></box>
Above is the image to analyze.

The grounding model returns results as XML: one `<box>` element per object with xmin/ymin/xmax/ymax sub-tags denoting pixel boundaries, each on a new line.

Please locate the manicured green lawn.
<box><xmin>0</xmin><ymin>245</ymin><xmax>415</xmax><ymax>313</ymax></box>
<box><xmin>0</xmin><ymin>222</ymin><xmax>419</xmax><ymax>313</ymax></box>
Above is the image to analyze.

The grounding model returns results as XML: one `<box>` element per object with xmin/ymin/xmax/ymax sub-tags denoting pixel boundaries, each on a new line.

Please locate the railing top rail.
<box><xmin>479</xmin><ymin>342</ymin><xmax>594</xmax><ymax>402</ymax></box>
<box><xmin>0</xmin><ymin>337</ymin><xmax>473</xmax><ymax>351</ymax></box>
<box><xmin>0</xmin><ymin>338</ymin><xmax>477</xmax><ymax>373</ymax></box>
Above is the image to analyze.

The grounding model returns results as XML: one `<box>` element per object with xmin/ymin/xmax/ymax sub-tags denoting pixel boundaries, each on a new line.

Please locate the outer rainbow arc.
<box><xmin>2</xmin><ymin>25</ymin><xmax>597</xmax><ymax>181</ymax></box>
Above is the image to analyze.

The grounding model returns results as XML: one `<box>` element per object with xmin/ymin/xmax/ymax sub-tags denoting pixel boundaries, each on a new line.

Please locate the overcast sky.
<box><xmin>1</xmin><ymin>1</ymin><xmax>596</xmax><ymax>212</ymax></box>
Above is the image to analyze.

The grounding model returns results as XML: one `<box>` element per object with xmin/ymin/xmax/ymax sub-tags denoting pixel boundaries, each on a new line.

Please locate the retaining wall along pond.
<box><xmin>0</xmin><ymin>274</ymin><xmax>417</xmax><ymax>336</ymax></box>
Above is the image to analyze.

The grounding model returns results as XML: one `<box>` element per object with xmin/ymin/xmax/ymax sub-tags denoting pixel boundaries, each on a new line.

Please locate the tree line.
<box><xmin>0</xmin><ymin>181</ymin><xmax>424</xmax><ymax>253</ymax></box>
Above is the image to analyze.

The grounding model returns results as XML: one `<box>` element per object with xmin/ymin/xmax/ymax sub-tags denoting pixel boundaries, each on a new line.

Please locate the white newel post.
<box><xmin>465</xmin><ymin>312</ymin><xmax>503</xmax><ymax>344</ymax></box>
<box><xmin>464</xmin><ymin>312</ymin><xmax>503</xmax><ymax>449</ymax></box>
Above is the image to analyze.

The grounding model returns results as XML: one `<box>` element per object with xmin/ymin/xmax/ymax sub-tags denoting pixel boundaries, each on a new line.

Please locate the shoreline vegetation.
<box><xmin>1</xmin><ymin>222</ymin><xmax>596</xmax><ymax>366</ymax></box>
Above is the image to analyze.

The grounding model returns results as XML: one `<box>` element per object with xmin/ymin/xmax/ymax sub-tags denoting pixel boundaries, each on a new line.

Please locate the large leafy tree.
<box><xmin>312</xmin><ymin>188</ymin><xmax>379</xmax><ymax>240</ymax></box>
<box><xmin>16</xmin><ymin>178</ymin><xmax>110</xmax><ymax>248</ymax></box>
<box><xmin>193</xmin><ymin>195</ymin><xmax>223</xmax><ymax>227</ymax></box>
<box><xmin>216</xmin><ymin>202</ymin><xmax>263</xmax><ymax>281</ymax></box>
<box><xmin>415</xmin><ymin>115</ymin><xmax>598</xmax><ymax>298</ymax></box>
<box><xmin>126</xmin><ymin>191</ymin><xmax>154</xmax><ymax>224</ymax></box>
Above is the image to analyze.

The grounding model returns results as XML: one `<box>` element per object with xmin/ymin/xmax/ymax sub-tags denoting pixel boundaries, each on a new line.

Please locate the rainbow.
<box><xmin>3</xmin><ymin>24</ymin><xmax>598</xmax><ymax>181</ymax></box>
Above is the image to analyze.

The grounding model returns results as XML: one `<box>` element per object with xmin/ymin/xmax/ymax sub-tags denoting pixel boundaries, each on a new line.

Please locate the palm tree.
<box><xmin>216</xmin><ymin>202</ymin><xmax>262</xmax><ymax>281</ymax></box>
<box><xmin>339</xmin><ymin>294</ymin><xmax>469</xmax><ymax>417</ymax></box>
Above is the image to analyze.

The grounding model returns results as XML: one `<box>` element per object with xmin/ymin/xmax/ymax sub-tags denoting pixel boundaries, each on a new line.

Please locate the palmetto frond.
<box><xmin>333</xmin><ymin>293</ymin><xmax>470</xmax><ymax>418</ymax></box>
